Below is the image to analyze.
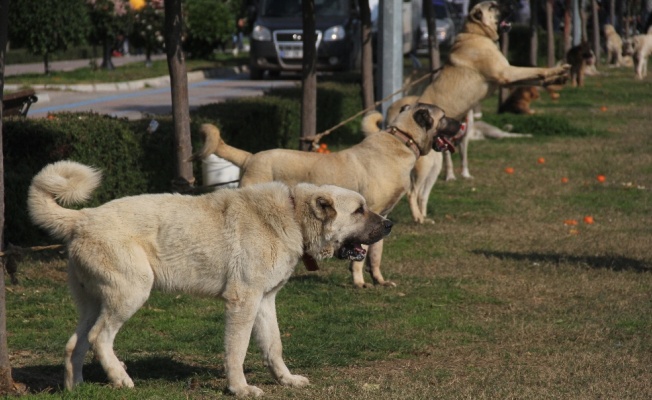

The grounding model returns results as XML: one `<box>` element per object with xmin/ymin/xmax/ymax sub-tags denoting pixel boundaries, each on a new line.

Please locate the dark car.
<box><xmin>248</xmin><ymin>0</ymin><xmax>361</xmax><ymax>79</ymax></box>
<box><xmin>418</xmin><ymin>0</ymin><xmax>456</xmax><ymax>50</ymax></box>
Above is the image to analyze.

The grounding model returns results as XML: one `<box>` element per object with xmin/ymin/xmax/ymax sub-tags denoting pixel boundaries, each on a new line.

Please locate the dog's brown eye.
<box><xmin>355</xmin><ymin>206</ymin><xmax>365</xmax><ymax>215</ymax></box>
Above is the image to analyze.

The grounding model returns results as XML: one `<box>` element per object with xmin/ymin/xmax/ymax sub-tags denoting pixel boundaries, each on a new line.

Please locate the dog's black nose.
<box><xmin>383</xmin><ymin>219</ymin><xmax>393</xmax><ymax>235</ymax></box>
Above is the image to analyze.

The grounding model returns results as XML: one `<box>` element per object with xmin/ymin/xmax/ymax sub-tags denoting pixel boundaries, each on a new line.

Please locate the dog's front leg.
<box><xmin>253</xmin><ymin>292</ymin><xmax>309</xmax><ymax>388</ymax></box>
<box><xmin>460</xmin><ymin>112</ymin><xmax>472</xmax><ymax>179</ymax></box>
<box><xmin>224</xmin><ymin>292</ymin><xmax>264</xmax><ymax>397</ymax></box>
<box><xmin>366</xmin><ymin>240</ymin><xmax>396</xmax><ymax>287</ymax></box>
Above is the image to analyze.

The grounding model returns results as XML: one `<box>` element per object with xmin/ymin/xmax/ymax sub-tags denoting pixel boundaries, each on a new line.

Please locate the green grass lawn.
<box><xmin>5</xmin><ymin>66</ymin><xmax>652</xmax><ymax>399</ymax></box>
<box><xmin>4</xmin><ymin>53</ymin><xmax>248</xmax><ymax>87</ymax></box>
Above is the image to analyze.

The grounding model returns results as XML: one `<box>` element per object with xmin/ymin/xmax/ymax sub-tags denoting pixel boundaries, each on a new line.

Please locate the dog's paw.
<box><xmin>111</xmin><ymin>376</ymin><xmax>134</xmax><ymax>389</ymax></box>
<box><xmin>278</xmin><ymin>374</ymin><xmax>310</xmax><ymax>388</ymax></box>
<box><xmin>378</xmin><ymin>280</ymin><xmax>397</xmax><ymax>288</ymax></box>
<box><xmin>230</xmin><ymin>384</ymin><xmax>264</xmax><ymax>398</ymax></box>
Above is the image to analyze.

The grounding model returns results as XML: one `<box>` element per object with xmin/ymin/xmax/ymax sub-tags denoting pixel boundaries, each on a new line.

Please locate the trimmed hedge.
<box><xmin>3</xmin><ymin>81</ymin><xmax>367</xmax><ymax>246</ymax></box>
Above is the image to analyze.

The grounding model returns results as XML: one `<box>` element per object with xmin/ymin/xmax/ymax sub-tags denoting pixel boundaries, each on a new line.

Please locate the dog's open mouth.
<box><xmin>337</xmin><ymin>242</ymin><xmax>367</xmax><ymax>261</ymax></box>
<box><xmin>434</xmin><ymin>136</ymin><xmax>456</xmax><ymax>153</ymax></box>
<box><xmin>499</xmin><ymin>20</ymin><xmax>512</xmax><ymax>34</ymax></box>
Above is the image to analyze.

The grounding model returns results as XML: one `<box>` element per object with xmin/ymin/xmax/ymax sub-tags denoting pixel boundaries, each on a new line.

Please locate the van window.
<box><xmin>260</xmin><ymin>0</ymin><xmax>350</xmax><ymax>18</ymax></box>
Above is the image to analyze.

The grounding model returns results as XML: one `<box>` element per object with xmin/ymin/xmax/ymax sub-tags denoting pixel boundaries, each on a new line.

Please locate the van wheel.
<box><xmin>250</xmin><ymin>67</ymin><xmax>264</xmax><ymax>80</ymax></box>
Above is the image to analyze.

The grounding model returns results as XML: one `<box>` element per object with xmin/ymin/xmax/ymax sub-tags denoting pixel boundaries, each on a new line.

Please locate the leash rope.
<box><xmin>302</xmin><ymin>67</ymin><xmax>442</xmax><ymax>148</ymax></box>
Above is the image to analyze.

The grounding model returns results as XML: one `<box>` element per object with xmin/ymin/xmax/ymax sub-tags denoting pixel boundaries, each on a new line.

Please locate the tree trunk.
<box><xmin>564</xmin><ymin>0</ymin><xmax>572</xmax><ymax>54</ymax></box>
<box><xmin>580</xmin><ymin>0</ymin><xmax>588</xmax><ymax>42</ymax></box>
<box><xmin>498</xmin><ymin>32</ymin><xmax>509</xmax><ymax>111</ymax></box>
<box><xmin>43</xmin><ymin>53</ymin><xmax>50</xmax><ymax>75</ymax></box>
<box><xmin>359</xmin><ymin>0</ymin><xmax>374</xmax><ymax>110</ymax></box>
<box><xmin>592</xmin><ymin>0</ymin><xmax>600</xmax><ymax>65</ymax></box>
<box><xmin>609</xmin><ymin>0</ymin><xmax>615</xmax><ymax>28</ymax></box>
<box><xmin>423</xmin><ymin>0</ymin><xmax>441</xmax><ymax>74</ymax></box>
<box><xmin>530</xmin><ymin>0</ymin><xmax>539</xmax><ymax>66</ymax></box>
<box><xmin>546</xmin><ymin>0</ymin><xmax>556</xmax><ymax>67</ymax></box>
<box><xmin>300</xmin><ymin>0</ymin><xmax>317</xmax><ymax>152</ymax></box>
<box><xmin>101</xmin><ymin>36</ymin><xmax>114</xmax><ymax>70</ymax></box>
<box><xmin>164</xmin><ymin>0</ymin><xmax>195</xmax><ymax>191</ymax></box>
<box><xmin>0</xmin><ymin>0</ymin><xmax>17</xmax><ymax>393</ymax></box>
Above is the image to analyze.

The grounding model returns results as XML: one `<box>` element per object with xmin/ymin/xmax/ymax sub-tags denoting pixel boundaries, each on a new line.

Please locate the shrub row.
<box><xmin>3</xmin><ymin>81</ymin><xmax>365</xmax><ymax>246</ymax></box>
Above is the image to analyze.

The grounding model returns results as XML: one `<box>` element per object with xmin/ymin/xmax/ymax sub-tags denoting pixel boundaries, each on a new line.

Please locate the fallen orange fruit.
<box><xmin>561</xmin><ymin>177</ymin><xmax>569</xmax><ymax>183</ymax></box>
<box><xmin>583</xmin><ymin>216</ymin><xmax>594</xmax><ymax>224</ymax></box>
<box><xmin>537</xmin><ymin>157</ymin><xmax>546</xmax><ymax>164</ymax></box>
<box><xmin>597</xmin><ymin>175</ymin><xmax>606</xmax><ymax>183</ymax></box>
<box><xmin>504</xmin><ymin>167</ymin><xmax>514</xmax><ymax>174</ymax></box>
<box><xmin>564</xmin><ymin>219</ymin><xmax>578</xmax><ymax>226</ymax></box>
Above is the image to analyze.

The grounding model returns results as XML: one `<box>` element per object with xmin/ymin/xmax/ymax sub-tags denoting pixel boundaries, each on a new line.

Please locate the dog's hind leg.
<box><xmin>65</xmin><ymin>269</ymin><xmax>101</xmax><ymax>390</ymax></box>
<box><xmin>253</xmin><ymin>291</ymin><xmax>309</xmax><ymax>388</ymax></box>
<box><xmin>365</xmin><ymin>240</ymin><xmax>396</xmax><ymax>287</ymax></box>
<box><xmin>84</xmin><ymin>246</ymin><xmax>154</xmax><ymax>388</ymax></box>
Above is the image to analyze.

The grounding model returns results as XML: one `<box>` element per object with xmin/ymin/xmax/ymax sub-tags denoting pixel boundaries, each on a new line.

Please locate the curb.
<box><xmin>4</xmin><ymin>65</ymin><xmax>248</xmax><ymax>94</ymax></box>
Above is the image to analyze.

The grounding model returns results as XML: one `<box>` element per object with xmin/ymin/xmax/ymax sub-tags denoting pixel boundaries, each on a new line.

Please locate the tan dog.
<box><xmin>386</xmin><ymin>0</ymin><xmax>570</xmax><ymax>223</ymax></box>
<box><xmin>28</xmin><ymin>160</ymin><xmax>391</xmax><ymax>397</ymax></box>
<box><xmin>623</xmin><ymin>33</ymin><xmax>652</xmax><ymax>79</ymax></box>
<box><xmin>193</xmin><ymin>103</ymin><xmax>460</xmax><ymax>288</ymax></box>
<box><xmin>604</xmin><ymin>24</ymin><xmax>624</xmax><ymax>66</ymax></box>
<box><xmin>498</xmin><ymin>86</ymin><xmax>540</xmax><ymax>114</ymax></box>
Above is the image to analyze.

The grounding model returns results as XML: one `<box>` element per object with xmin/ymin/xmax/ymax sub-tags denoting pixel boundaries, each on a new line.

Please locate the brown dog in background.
<box><xmin>566</xmin><ymin>41</ymin><xmax>595</xmax><ymax>87</ymax></box>
<box><xmin>499</xmin><ymin>86</ymin><xmax>540</xmax><ymax>114</ymax></box>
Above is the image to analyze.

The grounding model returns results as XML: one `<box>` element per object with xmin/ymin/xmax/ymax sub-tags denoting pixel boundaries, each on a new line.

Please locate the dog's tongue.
<box><xmin>349</xmin><ymin>244</ymin><xmax>367</xmax><ymax>261</ymax></box>
<box><xmin>302</xmin><ymin>253</ymin><xmax>320</xmax><ymax>271</ymax></box>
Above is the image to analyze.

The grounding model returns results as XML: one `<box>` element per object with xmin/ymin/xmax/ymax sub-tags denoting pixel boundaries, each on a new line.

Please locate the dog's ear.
<box><xmin>413</xmin><ymin>109</ymin><xmax>434</xmax><ymax>131</ymax></box>
<box><xmin>312</xmin><ymin>195</ymin><xmax>337</xmax><ymax>221</ymax></box>
<box><xmin>471</xmin><ymin>7</ymin><xmax>483</xmax><ymax>22</ymax></box>
<box><xmin>437</xmin><ymin>117</ymin><xmax>462</xmax><ymax>137</ymax></box>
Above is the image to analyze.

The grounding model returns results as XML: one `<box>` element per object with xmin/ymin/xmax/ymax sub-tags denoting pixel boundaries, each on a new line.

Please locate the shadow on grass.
<box><xmin>12</xmin><ymin>356</ymin><xmax>223</xmax><ymax>394</ymax></box>
<box><xmin>473</xmin><ymin>250</ymin><xmax>651</xmax><ymax>273</ymax></box>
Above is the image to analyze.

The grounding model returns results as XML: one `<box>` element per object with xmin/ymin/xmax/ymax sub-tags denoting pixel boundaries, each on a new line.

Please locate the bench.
<box><xmin>2</xmin><ymin>88</ymin><xmax>38</xmax><ymax>117</ymax></box>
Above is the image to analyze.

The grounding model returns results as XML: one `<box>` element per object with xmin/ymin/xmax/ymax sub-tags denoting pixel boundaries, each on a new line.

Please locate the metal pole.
<box><xmin>378</xmin><ymin>0</ymin><xmax>403</xmax><ymax>119</ymax></box>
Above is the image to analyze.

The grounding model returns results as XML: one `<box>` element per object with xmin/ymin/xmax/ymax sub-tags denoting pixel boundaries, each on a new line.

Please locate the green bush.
<box><xmin>193</xmin><ymin>96</ymin><xmax>302</xmax><ymax>152</ymax></box>
<box><xmin>268</xmin><ymin>81</ymin><xmax>365</xmax><ymax>147</ymax></box>
<box><xmin>3</xmin><ymin>113</ymin><xmax>147</xmax><ymax>245</ymax></box>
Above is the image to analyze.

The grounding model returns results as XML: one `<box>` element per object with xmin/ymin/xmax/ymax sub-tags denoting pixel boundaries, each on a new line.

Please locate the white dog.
<box><xmin>623</xmin><ymin>33</ymin><xmax>652</xmax><ymax>79</ymax></box>
<box><xmin>28</xmin><ymin>160</ymin><xmax>391</xmax><ymax>397</ymax></box>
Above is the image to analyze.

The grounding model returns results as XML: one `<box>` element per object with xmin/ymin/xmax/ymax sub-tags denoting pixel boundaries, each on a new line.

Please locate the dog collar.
<box><xmin>387</xmin><ymin>126</ymin><xmax>420</xmax><ymax>159</ymax></box>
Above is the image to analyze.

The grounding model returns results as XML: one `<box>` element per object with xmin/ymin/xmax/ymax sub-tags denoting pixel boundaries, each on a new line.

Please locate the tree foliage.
<box><xmin>8</xmin><ymin>0</ymin><xmax>90</xmax><ymax>72</ymax></box>
<box><xmin>185</xmin><ymin>0</ymin><xmax>238</xmax><ymax>56</ymax></box>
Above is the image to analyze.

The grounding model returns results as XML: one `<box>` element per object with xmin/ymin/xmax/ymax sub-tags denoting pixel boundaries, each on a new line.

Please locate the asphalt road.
<box><xmin>27</xmin><ymin>76</ymin><xmax>298</xmax><ymax>120</ymax></box>
<box><xmin>6</xmin><ymin>55</ymin><xmax>299</xmax><ymax>120</ymax></box>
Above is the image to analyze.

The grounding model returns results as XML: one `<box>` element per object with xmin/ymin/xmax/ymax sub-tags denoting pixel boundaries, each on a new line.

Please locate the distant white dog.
<box><xmin>604</xmin><ymin>24</ymin><xmax>624</xmax><ymax>66</ymax></box>
<box><xmin>623</xmin><ymin>33</ymin><xmax>652</xmax><ymax>79</ymax></box>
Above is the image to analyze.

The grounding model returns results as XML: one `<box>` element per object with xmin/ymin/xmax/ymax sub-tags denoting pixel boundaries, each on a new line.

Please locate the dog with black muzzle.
<box><xmin>386</xmin><ymin>0</ymin><xmax>570</xmax><ymax>223</ymax></box>
<box><xmin>28</xmin><ymin>161</ymin><xmax>393</xmax><ymax>397</ymax></box>
<box><xmin>192</xmin><ymin>103</ymin><xmax>460</xmax><ymax>288</ymax></box>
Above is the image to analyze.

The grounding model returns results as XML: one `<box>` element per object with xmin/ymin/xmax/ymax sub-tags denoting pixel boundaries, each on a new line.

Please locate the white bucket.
<box><xmin>202</xmin><ymin>154</ymin><xmax>240</xmax><ymax>189</ymax></box>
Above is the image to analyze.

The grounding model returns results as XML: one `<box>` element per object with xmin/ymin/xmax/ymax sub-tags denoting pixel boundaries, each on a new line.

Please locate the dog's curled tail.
<box><xmin>27</xmin><ymin>161</ymin><xmax>101</xmax><ymax>241</ymax></box>
<box><xmin>361</xmin><ymin>111</ymin><xmax>384</xmax><ymax>137</ymax></box>
<box><xmin>188</xmin><ymin>124</ymin><xmax>252</xmax><ymax>168</ymax></box>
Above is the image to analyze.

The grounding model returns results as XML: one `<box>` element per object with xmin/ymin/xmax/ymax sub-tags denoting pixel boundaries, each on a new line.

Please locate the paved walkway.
<box><xmin>4</xmin><ymin>53</ymin><xmax>168</xmax><ymax>77</ymax></box>
<box><xmin>4</xmin><ymin>52</ymin><xmax>301</xmax><ymax>120</ymax></box>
